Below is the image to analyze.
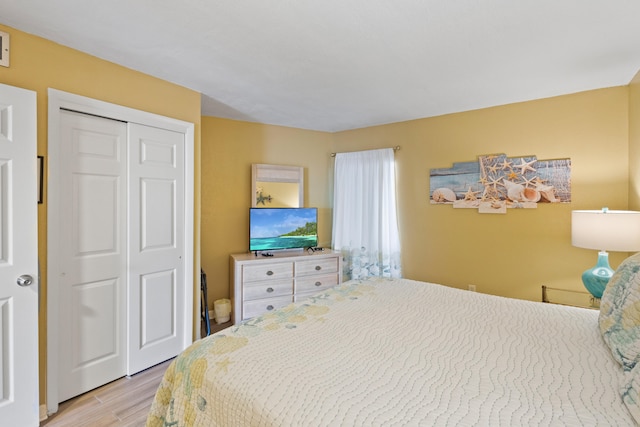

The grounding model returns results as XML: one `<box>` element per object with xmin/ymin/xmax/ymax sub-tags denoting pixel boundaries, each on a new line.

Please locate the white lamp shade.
<box><xmin>572</xmin><ymin>210</ymin><xmax>640</xmax><ymax>252</ymax></box>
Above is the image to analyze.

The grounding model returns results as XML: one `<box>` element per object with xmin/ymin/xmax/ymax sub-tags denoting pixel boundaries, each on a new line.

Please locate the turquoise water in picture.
<box><xmin>250</xmin><ymin>235</ymin><xmax>317</xmax><ymax>251</ymax></box>
<box><xmin>250</xmin><ymin>208</ymin><xmax>318</xmax><ymax>251</ymax></box>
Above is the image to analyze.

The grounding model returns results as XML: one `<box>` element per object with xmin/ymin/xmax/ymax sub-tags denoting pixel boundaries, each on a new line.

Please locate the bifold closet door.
<box><xmin>57</xmin><ymin>110</ymin><xmax>128</xmax><ymax>402</ymax></box>
<box><xmin>127</xmin><ymin>123</ymin><xmax>185</xmax><ymax>375</ymax></box>
<box><xmin>57</xmin><ymin>111</ymin><xmax>187</xmax><ymax>400</ymax></box>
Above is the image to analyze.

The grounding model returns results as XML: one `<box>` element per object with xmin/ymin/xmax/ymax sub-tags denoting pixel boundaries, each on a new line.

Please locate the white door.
<box><xmin>47</xmin><ymin>89</ymin><xmax>194</xmax><ymax>412</ymax></box>
<box><xmin>0</xmin><ymin>84</ymin><xmax>39</xmax><ymax>425</ymax></box>
<box><xmin>57</xmin><ymin>110</ymin><xmax>127</xmax><ymax>401</ymax></box>
<box><xmin>127</xmin><ymin>123</ymin><xmax>185</xmax><ymax>374</ymax></box>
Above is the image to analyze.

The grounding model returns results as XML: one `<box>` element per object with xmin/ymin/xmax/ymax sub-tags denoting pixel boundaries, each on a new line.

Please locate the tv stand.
<box><xmin>230</xmin><ymin>250</ymin><xmax>342</xmax><ymax>324</ymax></box>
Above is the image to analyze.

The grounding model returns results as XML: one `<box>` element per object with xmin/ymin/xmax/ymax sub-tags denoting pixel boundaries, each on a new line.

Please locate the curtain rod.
<box><xmin>330</xmin><ymin>146</ymin><xmax>400</xmax><ymax>157</ymax></box>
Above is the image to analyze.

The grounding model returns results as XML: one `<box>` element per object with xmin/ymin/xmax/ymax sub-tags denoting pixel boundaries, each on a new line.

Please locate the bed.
<box><xmin>147</xmin><ymin>255</ymin><xmax>640</xmax><ymax>426</ymax></box>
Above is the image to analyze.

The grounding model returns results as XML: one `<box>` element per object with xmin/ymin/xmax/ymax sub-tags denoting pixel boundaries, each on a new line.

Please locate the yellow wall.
<box><xmin>201</xmin><ymin>87</ymin><xmax>631</xmax><ymax>306</ymax></box>
<box><xmin>629</xmin><ymin>70</ymin><xmax>640</xmax><ymax>209</ymax></box>
<box><xmin>201</xmin><ymin>117</ymin><xmax>333</xmax><ymax>303</ymax></box>
<box><xmin>0</xmin><ymin>24</ymin><xmax>202</xmax><ymax>407</ymax></box>
<box><xmin>332</xmin><ymin>88</ymin><xmax>630</xmax><ymax>300</ymax></box>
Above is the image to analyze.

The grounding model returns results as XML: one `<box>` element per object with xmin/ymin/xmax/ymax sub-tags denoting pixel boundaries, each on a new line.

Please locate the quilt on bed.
<box><xmin>147</xmin><ymin>277</ymin><xmax>633</xmax><ymax>426</ymax></box>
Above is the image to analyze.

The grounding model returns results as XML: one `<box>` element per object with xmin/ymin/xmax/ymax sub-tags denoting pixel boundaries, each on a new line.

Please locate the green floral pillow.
<box><xmin>599</xmin><ymin>252</ymin><xmax>640</xmax><ymax>371</ymax></box>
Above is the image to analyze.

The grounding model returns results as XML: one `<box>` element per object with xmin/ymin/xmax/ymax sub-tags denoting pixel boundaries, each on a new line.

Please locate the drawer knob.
<box><xmin>315</xmin><ymin>265</ymin><xmax>321</xmax><ymax>271</ymax></box>
<box><xmin>266</xmin><ymin>305</ymin><xmax>274</xmax><ymax>311</ymax></box>
<box><xmin>266</xmin><ymin>287</ymin><xmax>274</xmax><ymax>293</ymax></box>
<box><xmin>266</xmin><ymin>270</ymin><xmax>274</xmax><ymax>276</ymax></box>
<box><xmin>315</xmin><ymin>281</ymin><xmax>322</xmax><ymax>287</ymax></box>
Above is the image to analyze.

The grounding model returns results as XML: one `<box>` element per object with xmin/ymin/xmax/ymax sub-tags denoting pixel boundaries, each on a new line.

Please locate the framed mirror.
<box><xmin>252</xmin><ymin>164</ymin><xmax>303</xmax><ymax>207</ymax></box>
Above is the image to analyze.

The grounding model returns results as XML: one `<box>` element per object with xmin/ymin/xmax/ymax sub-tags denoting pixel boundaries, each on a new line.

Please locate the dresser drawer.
<box><xmin>295</xmin><ymin>257</ymin><xmax>338</xmax><ymax>276</ymax></box>
<box><xmin>294</xmin><ymin>273</ymin><xmax>339</xmax><ymax>294</ymax></box>
<box><xmin>243</xmin><ymin>262</ymin><xmax>293</xmax><ymax>283</ymax></box>
<box><xmin>244</xmin><ymin>279</ymin><xmax>293</xmax><ymax>301</ymax></box>
<box><xmin>243</xmin><ymin>295</ymin><xmax>293</xmax><ymax>320</ymax></box>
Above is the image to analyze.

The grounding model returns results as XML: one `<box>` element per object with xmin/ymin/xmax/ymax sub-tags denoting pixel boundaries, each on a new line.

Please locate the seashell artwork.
<box><xmin>536</xmin><ymin>184</ymin><xmax>558</xmax><ymax>202</ymax></box>
<box><xmin>431</xmin><ymin>187</ymin><xmax>457</xmax><ymax>203</ymax></box>
<box><xmin>522</xmin><ymin>187</ymin><xmax>541</xmax><ymax>202</ymax></box>
<box><xmin>502</xmin><ymin>179</ymin><xmax>525</xmax><ymax>202</ymax></box>
<box><xmin>430</xmin><ymin>153</ymin><xmax>570</xmax><ymax>214</ymax></box>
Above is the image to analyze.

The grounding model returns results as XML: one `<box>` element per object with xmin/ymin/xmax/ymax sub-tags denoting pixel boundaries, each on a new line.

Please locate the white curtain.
<box><xmin>332</xmin><ymin>148</ymin><xmax>402</xmax><ymax>280</ymax></box>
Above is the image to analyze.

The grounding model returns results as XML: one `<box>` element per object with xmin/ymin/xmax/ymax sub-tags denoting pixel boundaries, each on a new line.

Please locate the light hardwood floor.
<box><xmin>40</xmin><ymin>321</ymin><xmax>230</xmax><ymax>426</ymax></box>
<box><xmin>40</xmin><ymin>358</ymin><xmax>172</xmax><ymax>427</ymax></box>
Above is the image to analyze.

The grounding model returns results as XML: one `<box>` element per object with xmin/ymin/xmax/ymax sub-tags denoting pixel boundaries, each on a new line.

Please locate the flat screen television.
<box><xmin>249</xmin><ymin>207</ymin><xmax>318</xmax><ymax>252</ymax></box>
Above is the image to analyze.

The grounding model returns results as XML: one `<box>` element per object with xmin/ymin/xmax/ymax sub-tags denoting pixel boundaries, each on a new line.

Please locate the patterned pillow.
<box><xmin>599</xmin><ymin>252</ymin><xmax>640</xmax><ymax>371</ymax></box>
<box><xmin>621</xmin><ymin>364</ymin><xmax>640</xmax><ymax>424</ymax></box>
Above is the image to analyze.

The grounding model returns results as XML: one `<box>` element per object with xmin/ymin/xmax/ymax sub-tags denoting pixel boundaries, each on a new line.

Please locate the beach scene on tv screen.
<box><xmin>250</xmin><ymin>208</ymin><xmax>318</xmax><ymax>251</ymax></box>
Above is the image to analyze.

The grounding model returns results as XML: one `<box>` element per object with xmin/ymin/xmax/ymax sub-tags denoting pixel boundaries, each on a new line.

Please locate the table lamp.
<box><xmin>571</xmin><ymin>208</ymin><xmax>640</xmax><ymax>299</ymax></box>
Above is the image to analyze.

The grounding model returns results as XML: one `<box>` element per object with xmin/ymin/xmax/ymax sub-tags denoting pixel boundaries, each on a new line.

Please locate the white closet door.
<box><xmin>0</xmin><ymin>84</ymin><xmax>39</xmax><ymax>426</ymax></box>
<box><xmin>127</xmin><ymin>123</ymin><xmax>185</xmax><ymax>374</ymax></box>
<box><xmin>57</xmin><ymin>110</ymin><xmax>127</xmax><ymax>401</ymax></box>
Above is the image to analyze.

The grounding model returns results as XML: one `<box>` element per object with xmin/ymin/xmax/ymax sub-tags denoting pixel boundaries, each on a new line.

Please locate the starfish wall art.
<box><xmin>429</xmin><ymin>153</ymin><xmax>571</xmax><ymax>214</ymax></box>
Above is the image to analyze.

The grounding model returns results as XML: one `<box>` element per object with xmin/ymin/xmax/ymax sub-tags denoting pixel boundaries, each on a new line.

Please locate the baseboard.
<box><xmin>39</xmin><ymin>404</ymin><xmax>48</xmax><ymax>422</ymax></box>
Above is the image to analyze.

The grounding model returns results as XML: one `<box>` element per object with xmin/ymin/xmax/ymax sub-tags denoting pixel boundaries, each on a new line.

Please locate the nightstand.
<box><xmin>541</xmin><ymin>285</ymin><xmax>600</xmax><ymax>309</ymax></box>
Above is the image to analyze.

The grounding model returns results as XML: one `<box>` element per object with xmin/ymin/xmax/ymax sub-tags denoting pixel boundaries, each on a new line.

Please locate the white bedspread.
<box><xmin>147</xmin><ymin>277</ymin><xmax>633</xmax><ymax>426</ymax></box>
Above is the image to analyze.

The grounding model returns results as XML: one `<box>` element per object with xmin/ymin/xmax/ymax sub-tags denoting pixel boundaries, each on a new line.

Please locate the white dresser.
<box><xmin>230</xmin><ymin>250</ymin><xmax>342</xmax><ymax>323</ymax></box>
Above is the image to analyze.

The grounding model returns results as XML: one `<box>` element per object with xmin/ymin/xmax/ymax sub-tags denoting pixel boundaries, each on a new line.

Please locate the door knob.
<box><xmin>17</xmin><ymin>275</ymin><xmax>34</xmax><ymax>287</ymax></box>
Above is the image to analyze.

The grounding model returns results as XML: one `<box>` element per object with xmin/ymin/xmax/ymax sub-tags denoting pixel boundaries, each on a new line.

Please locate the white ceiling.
<box><xmin>2</xmin><ymin>0</ymin><xmax>640</xmax><ymax>132</ymax></box>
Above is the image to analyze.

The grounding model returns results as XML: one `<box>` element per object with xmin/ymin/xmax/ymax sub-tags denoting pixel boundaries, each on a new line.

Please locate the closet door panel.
<box><xmin>127</xmin><ymin>123</ymin><xmax>185</xmax><ymax>375</ymax></box>
<box><xmin>57</xmin><ymin>110</ymin><xmax>127</xmax><ymax>402</ymax></box>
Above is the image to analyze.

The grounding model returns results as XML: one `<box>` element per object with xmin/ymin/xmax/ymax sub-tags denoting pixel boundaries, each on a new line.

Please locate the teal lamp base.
<box><xmin>581</xmin><ymin>251</ymin><xmax>614</xmax><ymax>299</ymax></box>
